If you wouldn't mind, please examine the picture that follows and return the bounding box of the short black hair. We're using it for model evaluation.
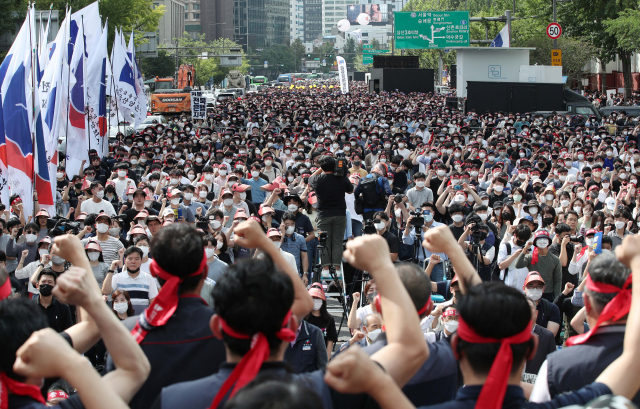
[224,375,323,409]
[24,222,39,233]
[124,246,143,260]
[203,234,217,248]
[456,282,534,376]
[421,201,437,213]
[554,223,571,235]
[396,263,432,318]
[318,155,335,172]
[373,211,389,221]
[449,204,466,215]
[37,268,58,283]
[151,223,205,293]
[413,172,426,180]
[0,299,49,379]
[212,254,294,357]
[515,224,532,241]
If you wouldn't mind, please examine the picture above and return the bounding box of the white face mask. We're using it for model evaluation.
[204,174,213,181]
[205,248,216,259]
[366,328,382,343]
[285,226,295,235]
[526,288,543,301]
[313,299,323,311]
[394,209,402,218]
[171,198,181,206]
[199,191,207,198]
[88,252,100,261]
[219,170,227,176]
[188,174,196,180]
[494,185,504,193]
[454,195,465,203]
[151,181,159,188]
[374,221,385,231]
[138,246,150,258]
[109,227,120,237]
[437,170,446,177]
[211,220,222,230]
[39,249,49,257]
[118,170,127,178]
[170,178,179,185]
[223,198,234,207]
[251,171,260,178]
[416,181,425,188]
[452,214,464,223]
[216,240,224,249]
[561,200,570,208]
[56,172,64,179]
[545,194,555,202]
[184,193,193,201]
[288,204,298,212]
[96,223,109,234]
[113,302,129,314]
[529,208,538,215]
[95,190,105,199]
[573,207,582,213]
[615,221,626,230]
[239,192,247,200]
[478,213,488,221]
[444,320,459,333]
[536,238,549,249]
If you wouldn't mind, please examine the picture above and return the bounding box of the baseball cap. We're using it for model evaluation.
[308,286,326,301]
[266,228,281,238]
[523,272,545,287]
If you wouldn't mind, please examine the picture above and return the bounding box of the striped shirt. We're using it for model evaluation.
[110,271,158,307]
[83,236,124,266]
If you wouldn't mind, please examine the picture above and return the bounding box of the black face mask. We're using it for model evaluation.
[128,267,141,274]
[75,183,82,189]
[476,231,488,241]
[543,217,554,226]
[39,283,53,297]
[515,239,527,247]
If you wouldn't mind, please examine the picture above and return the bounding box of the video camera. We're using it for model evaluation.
[196,217,210,230]
[318,230,329,244]
[394,194,406,204]
[409,210,424,228]
[48,217,82,237]
[334,153,347,177]
[363,219,377,235]
[465,214,488,242]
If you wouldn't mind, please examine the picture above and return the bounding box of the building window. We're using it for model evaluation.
[193,13,199,19]
[193,3,199,9]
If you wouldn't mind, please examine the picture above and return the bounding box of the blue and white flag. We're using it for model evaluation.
[0,7,36,215]
[112,29,143,127]
[86,21,108,157]
[127,30,147,126]
[490,25,510,47]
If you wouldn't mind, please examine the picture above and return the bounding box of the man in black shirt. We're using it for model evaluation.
[309,156,354,274]
[33,269,73,333]
[373,211,400,262]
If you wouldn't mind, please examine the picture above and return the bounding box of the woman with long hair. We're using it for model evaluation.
[111,290,135,320]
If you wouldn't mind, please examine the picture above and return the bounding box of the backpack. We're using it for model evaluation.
[496,242,511,282]
[360,175,383,208]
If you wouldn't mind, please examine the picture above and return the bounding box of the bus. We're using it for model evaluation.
[277,74,293,84]
[251,76,268,85]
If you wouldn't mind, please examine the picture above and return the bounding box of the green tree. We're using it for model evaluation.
[558,0,637,96]
[140,49,175,79]
[261,44,295,73]
[524,34,597,90]
[290,38,305,72]
[603,9,640,97]
[48,0,165,54]
[343,37,357,64]
[0,0,24,36]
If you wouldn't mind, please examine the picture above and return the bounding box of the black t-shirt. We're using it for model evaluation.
[381,229,400,255]
[122,206,159,233]
[305,313,339,345]
[309,173,354,218]
[449,224,466,241]
[488,192,506,208]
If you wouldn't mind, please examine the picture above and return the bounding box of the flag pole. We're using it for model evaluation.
[27,5,37,217]
[63,5,74,164]
[81,15,91,155]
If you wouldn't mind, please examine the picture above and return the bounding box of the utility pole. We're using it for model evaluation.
[552,0,557,49]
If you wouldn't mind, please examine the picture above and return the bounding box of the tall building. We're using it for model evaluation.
[200,0,234,43]
[303,0,322,43]
[184,0,201,39]
[322,0,358,37]
[290,0,304,43]
[236,0,289,49]
[156,0,186,46]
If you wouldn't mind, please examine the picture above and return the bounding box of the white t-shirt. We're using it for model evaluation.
[356,304,373,327]
[280,249,298,274]
[114,178,134,198]
[110,271,159,306]
[80,199,116,216]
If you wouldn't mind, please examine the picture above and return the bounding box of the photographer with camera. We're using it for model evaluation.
[372,212,400,262]
[401,202,448,281]
[458,217,495,282]
[309,156,354,275]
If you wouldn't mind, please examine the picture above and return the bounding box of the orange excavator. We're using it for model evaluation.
[150,64,196,115]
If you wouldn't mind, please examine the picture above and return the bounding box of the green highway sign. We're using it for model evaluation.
[394,11,470,49]
[362,49,389,65]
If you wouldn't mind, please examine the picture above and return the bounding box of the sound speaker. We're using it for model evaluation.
[445,97,458,110]
[450,64,457,89]
[372,55,419,69]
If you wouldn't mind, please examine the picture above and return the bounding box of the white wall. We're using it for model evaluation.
[456,48,530,97]
[519,65,563,83]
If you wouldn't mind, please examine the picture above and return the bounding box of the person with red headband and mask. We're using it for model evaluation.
[104,223,228,409]
[530,250,639,404]
[155,226,428,409]
[319,230,640,409]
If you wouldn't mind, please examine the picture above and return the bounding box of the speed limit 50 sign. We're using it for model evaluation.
[547,22,562,40]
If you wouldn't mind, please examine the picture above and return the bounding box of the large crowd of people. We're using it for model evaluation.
[1,82,640,409]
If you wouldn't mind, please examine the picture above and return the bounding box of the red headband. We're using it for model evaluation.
[442,309,459,318]
[131,252,207,343]
[457,317,533,409]
[0,373,45,409]
[46,390,69,401]
[376,293,432,317]
[209,311,296,409]
[567,273,632,346]
[0,279,11,301]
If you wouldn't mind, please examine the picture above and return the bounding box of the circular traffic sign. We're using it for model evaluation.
[547,22,562,40]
